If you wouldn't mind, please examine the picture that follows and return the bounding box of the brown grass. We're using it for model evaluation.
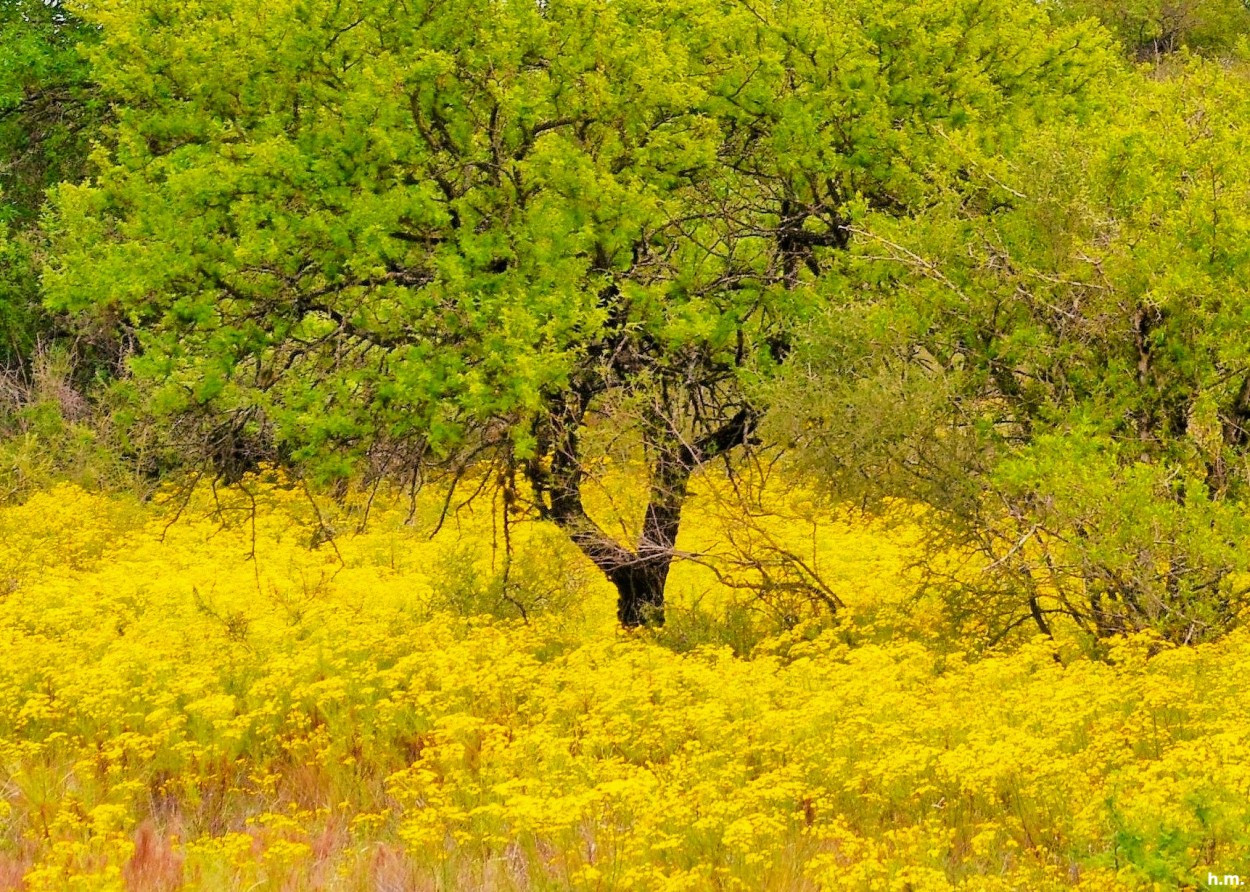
[0,853,28,891]
[368,843,427,892]
[122,821,184,892]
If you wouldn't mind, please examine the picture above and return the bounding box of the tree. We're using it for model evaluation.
[1050,0,1250,59]
[0,0,100,366]
[775,59,1250,644]
[45,0,1107,625]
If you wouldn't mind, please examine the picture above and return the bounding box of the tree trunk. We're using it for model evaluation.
[533,419,692,627]
[612,455,689,627]
[529,395,752,629]
[611,562,671,627]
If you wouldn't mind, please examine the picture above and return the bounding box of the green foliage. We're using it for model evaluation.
[0,1,102,368]
[0,0,98,222]
[0,346,135,501]
[777,59,1250,643]
[1050,0,1250,58]
[42,0,1109,621]
[0,221,38,361]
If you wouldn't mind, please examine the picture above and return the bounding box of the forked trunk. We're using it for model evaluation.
[531,397,752,629]
[537,434,691,627]
[611,457,689,627]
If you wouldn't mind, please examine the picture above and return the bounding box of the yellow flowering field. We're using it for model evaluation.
[0,478,1247,891]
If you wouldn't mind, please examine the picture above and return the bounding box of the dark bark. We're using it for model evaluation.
[1223,374,1250,450]
[528,393,753,627]
[1205,373,1250,493]
[612,453,690,627]
[539,433,690,628]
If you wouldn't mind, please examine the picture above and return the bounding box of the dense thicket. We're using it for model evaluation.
[42,0,1105,625]
[0,0,99,366]
[5,0,1250,640]
[773,62,1250,644]
[1054,0,1250,58]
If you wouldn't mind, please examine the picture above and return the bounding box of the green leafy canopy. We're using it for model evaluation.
[43,0,1109,622]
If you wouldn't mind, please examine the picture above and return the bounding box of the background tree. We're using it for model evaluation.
[45,0,1106,625]
[1050,0,1250,59]
[0,0,99,368]
[774,60,1250,644]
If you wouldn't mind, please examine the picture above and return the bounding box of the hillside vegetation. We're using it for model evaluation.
[6,0,1250,888]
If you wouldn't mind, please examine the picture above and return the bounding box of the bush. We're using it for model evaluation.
[774,60,1250,645]
[0,345,134,501]
[427,524,591,624]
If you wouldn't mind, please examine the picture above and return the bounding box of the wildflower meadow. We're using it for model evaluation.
[0,479,1246,890]
[7,0,1250,888]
